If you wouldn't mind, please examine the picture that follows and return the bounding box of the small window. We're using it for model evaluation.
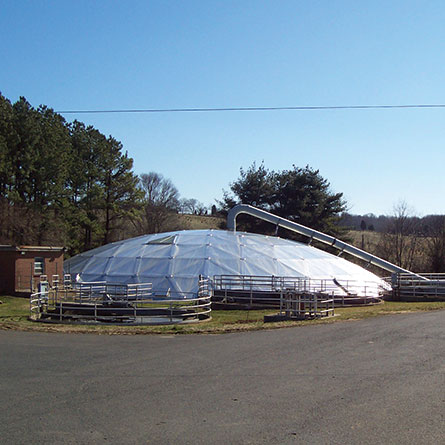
[34,257,45,275]
[146,235,177,245]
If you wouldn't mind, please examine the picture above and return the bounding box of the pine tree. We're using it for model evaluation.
[222,162,346,237]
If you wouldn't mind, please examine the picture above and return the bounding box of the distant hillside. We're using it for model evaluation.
[177,214,225,230]
[339,213,389,232]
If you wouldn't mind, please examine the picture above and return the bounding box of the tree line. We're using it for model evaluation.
[0,94,144,254]
[220,163,445,273]
[0,94,349,255]
[2,93,444,272]
[0,94,209,256]
[341,202,445,273]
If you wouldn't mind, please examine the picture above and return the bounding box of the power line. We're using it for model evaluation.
[56,104,445,114]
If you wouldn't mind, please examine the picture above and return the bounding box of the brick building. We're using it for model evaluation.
[0,246,64,295]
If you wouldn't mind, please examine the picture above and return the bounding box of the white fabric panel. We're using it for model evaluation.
[275,259,308,278]
[138,258,171,276]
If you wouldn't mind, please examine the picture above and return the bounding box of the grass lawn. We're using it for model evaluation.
[1,295,445,335]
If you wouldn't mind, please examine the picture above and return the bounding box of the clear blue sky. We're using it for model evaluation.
[2,0,445,216]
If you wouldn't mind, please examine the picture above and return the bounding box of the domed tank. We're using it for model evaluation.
[64,229,387,298]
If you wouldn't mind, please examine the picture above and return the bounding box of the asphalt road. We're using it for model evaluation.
[1,311,444,444]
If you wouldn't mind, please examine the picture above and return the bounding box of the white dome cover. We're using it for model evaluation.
[64,229,386,297]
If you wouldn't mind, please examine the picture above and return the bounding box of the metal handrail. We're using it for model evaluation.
[391,273,445,300]
[212,274,384,307]
[213,274,385,297]
[30,279,212,325]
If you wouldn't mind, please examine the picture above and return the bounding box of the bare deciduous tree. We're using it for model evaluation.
[140,173,180,210]
[376,201,422,270]
[137,172,181,234]
[180,198,207,215]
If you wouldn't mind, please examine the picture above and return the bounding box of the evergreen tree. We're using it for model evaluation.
[67,121,107,252]
[222,162,347,237]
[0,94,18,243]
[0,94,142,251]
[10,97,41,205]
[101,136,142,244]
[272,165,346,235]
[32,106,71,243]
[0,94,16,197]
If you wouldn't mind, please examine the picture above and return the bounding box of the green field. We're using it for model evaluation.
[1,295,445,335]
